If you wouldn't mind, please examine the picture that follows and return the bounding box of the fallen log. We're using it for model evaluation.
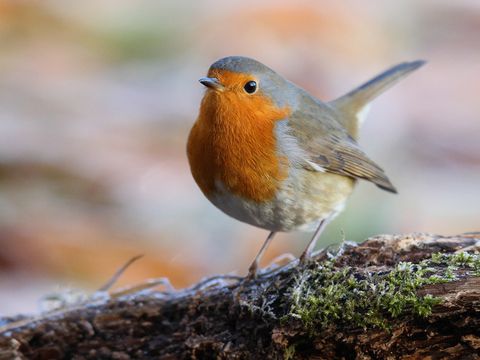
[1,233,479,359]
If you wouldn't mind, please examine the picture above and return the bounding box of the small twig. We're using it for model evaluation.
[187,274,243,292]
[97,254,144,293]
[110,278,175,298]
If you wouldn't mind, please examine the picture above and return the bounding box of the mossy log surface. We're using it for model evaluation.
[1,233,480,359]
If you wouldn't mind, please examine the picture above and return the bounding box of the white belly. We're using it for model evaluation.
[209,170,355,232]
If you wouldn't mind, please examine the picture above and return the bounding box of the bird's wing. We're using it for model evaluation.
[286,96,397,193]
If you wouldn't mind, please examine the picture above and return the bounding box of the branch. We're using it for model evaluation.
[1,233,480,359]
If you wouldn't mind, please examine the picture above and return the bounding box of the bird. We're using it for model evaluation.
[187,56,424,278]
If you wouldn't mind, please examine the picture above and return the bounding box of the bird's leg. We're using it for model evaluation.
[246,231,276,279]
[299,219,327,263]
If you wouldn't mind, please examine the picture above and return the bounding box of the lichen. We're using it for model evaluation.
[287,251,480,331]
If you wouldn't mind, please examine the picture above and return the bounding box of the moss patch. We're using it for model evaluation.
[287,252,480,331]
[431,251,480,276]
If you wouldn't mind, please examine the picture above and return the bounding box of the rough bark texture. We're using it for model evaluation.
[1,233,480,359]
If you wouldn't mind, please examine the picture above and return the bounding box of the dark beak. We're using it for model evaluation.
[199,77,224,91]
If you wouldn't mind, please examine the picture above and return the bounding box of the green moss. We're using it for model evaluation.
[287,252,480,331]
[431,251,480,276]
[284,344,296,360]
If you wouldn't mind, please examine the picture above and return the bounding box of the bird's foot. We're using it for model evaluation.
[245,262,259,280]
[245,253,298,280]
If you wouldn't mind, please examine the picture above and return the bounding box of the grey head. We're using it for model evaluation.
[201,56,303,109]
[209,56,276,75]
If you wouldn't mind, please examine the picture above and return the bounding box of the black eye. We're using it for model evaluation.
[243,80,257,94]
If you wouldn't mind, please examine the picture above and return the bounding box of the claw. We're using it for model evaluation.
[246,263,258,280]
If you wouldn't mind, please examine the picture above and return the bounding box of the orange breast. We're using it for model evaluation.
[187,81,290,203]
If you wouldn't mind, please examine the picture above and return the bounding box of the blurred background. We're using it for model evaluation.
[0,0,479,315]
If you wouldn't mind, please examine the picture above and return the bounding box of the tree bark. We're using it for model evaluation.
[1,233,480,360]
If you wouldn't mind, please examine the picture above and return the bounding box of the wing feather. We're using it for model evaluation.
[287,95,397,193]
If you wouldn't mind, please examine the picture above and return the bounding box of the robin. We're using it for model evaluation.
[187,56,424,278]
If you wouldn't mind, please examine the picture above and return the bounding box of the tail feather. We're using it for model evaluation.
[330,60,426,138]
